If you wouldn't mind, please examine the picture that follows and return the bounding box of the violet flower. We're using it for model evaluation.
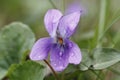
[30,9,82,71]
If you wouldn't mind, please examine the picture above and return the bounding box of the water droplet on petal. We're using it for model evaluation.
[54,63,57,66]
[59,52,63,56]
[59,66,63,70]
[38,56,41,58]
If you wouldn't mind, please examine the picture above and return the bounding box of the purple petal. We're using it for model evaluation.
[68,40,82,64]
[29,37,52,60]
[44,9,62,37]
[50,44,69,71]
[58,11,81,38]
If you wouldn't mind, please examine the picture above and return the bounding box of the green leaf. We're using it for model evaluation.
[44,75,55,80]
[79,49,92,71]
[64,64,79,74]
[92,48,120,70]
[0,68,7,80]
[8,61,46,80]
[79,48,120,71]
[0,22,35,79]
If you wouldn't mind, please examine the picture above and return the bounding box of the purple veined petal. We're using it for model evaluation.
[58,11,81,38]
[68,40,82,64]
[44,9,63,37]
[29,37,53,61]
[50,44,69,71]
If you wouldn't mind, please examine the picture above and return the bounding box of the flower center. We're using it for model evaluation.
[58,37,63,45]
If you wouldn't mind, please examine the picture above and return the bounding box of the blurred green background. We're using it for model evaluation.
[0,0,120,80]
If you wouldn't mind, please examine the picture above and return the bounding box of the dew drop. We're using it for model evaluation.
[59,66,63,70]
[59,52,63,56]
[38,56,41,58]
[54,63,57,66]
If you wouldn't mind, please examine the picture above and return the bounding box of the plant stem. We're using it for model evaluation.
[49,0,57,9]
[90,70,103,80]
[63,0,66,12]
[61,71,65,80]
[44,60,59,80]
[99,14,120,42]
[96,71,102,80]
[97,0,107,47]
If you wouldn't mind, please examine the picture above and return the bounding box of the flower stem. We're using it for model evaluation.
[44,60,59,80]
[97,0,107,47]
[90,70,103,80]
[49,0,57,9]
[63,0,66,12]
[61,71,65,80]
